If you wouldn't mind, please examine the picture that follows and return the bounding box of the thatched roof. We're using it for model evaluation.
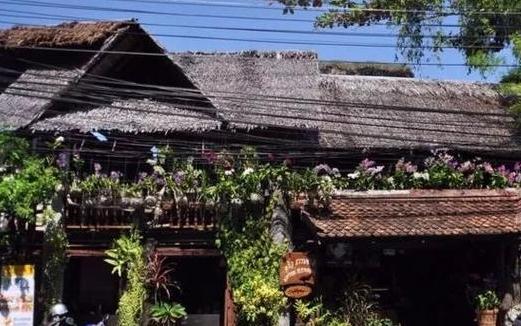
[0,21,145,129]
[32,98,221,133]
[172,51,518,153]
[171,51,323,130]
[0,69,78,129]
[0,21,132,49]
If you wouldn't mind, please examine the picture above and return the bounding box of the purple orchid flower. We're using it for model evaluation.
[174,171,185,185]
[313,164,332,176]
[56,152,69,169]
[110,171,122,181]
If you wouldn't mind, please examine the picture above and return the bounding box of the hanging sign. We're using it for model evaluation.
[279,252,314,299]
[0,264,35,326]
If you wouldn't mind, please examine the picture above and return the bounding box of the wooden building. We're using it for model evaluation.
[1,20,521,325]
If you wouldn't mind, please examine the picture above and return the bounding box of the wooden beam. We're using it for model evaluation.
[67,248,106,257]
[156,247,221,257]
[67,247,220,257]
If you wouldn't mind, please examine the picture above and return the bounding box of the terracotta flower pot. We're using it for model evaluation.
[478,309,498,326]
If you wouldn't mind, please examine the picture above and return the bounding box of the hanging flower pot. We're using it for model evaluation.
[69,184,82,204]
[161,197,175,211]
[306,190,318,206]
[178,196,189,209]
[121,196,144,211]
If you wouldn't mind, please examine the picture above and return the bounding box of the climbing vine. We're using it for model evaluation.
[218,207,288,324]
[41,207,68,311]
[105,230,147,326]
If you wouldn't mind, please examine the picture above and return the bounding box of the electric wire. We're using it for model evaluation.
[10,0,521,17]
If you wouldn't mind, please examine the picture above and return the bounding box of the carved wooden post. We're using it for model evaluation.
[270,191,293,326]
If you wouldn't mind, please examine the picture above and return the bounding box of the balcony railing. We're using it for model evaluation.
[65,201,217,230]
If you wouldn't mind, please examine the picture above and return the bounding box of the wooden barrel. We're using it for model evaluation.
[478,310,497,326]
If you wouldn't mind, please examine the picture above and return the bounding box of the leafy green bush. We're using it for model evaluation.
[295,297,350,326]
[475,291,500,311]
[150,302,187,326]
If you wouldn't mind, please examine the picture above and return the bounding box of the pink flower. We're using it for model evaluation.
[395,159,417,173]
[201,149,217,164]
[458,161,475,173]
[515,162,521,172]
[497,165,509,176]
[482,163,494,174]
[508,172,517,185]
[359,158,375,171]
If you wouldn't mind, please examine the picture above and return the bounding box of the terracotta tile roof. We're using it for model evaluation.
[303,189,521,239]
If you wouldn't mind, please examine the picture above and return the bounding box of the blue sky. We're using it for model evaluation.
[0,0,516,82]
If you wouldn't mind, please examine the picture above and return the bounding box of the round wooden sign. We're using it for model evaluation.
[279,252,314,299]
[283,285,313,299]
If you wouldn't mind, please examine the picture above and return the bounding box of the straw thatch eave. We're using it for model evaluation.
[0,21,134,49]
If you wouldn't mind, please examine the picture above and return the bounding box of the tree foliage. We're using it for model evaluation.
[277,0,521,74]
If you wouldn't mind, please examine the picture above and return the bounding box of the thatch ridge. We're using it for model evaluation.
[0,21,133,49]
[320,61,414,78]
[174,50,318,60]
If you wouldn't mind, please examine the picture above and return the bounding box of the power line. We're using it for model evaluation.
[1,73,518,149]
[0,16,513,52]
[0,0,315,23]
[3,7,518,29]
[2,41,519,64]
[0,65,512,119]
[9,0,521,17]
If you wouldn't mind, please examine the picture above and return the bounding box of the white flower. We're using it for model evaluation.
[413,172,430,180]
[242,167,254,176]
[55,136,64,143]
[321,175,332,182]
[224,169,235,176]
[387,177,395,184]
[347,171,360,179]
[368,165,384,176]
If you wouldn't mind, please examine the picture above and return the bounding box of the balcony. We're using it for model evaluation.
[64,199,218,230]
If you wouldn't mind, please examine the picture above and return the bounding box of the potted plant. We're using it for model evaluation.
[120,184,144,211]
[475,291,500,326]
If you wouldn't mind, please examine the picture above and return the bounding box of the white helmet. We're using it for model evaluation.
[50,303,68,317]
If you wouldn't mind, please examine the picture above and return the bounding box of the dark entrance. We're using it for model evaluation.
[392,247,488,326]
[63,257,119,325]
[63,255,226,325]
[321,237,508,326]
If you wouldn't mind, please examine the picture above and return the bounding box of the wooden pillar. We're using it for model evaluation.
[224,278,236,326]
[510,238,521,304]
[500,237,521,315]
